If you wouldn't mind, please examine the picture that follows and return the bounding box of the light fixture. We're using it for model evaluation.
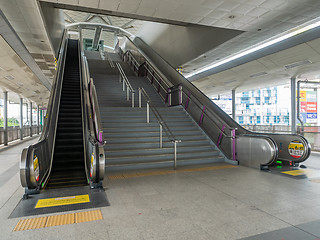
[249,72,268,78]
[184,18,320,79]
[284,60,312,70]
[4,75,14,80]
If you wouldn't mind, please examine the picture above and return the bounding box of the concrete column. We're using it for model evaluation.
[37,105,40,135]
[20,98,23,140]
[114,31,118,48]
[29,102,32,137]
[232,89,236,120]
[291,77,296,134]
[3,92,8,145]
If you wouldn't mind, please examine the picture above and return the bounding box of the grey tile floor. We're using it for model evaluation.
[0,140,320,239]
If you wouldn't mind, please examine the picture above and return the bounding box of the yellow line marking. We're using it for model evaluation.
[281,169,313,176]
[108,165,237,180]
[75,210,103,223]
[35,194,90,209]
[13,210,103,231]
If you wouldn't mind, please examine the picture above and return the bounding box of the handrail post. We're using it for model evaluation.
[174,141,177,170]
[119,74,122,83]
[147,102,150,123]
[122,77,125,91]
[160,124,162,148]
[139,88,142,108]
[126,87,129,101]
[132,92,135,108]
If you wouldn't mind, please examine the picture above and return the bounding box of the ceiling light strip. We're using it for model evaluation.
[185,19,320,79]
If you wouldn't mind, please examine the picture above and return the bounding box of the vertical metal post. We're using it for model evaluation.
[114,31,118,48]
[174,141,177,170]
[20,98,23,140]
[37,105,40,135]
[160,124,162,148]
[126,87,129,101]
[147,102,150,123]
[3,91,8,146]
[139,88,142,108]
[30,102,33,137]
[132,92,135,108]
[122,77,125,91]
[232,89,236,120]
[119,75,122,83]
[291,77,296,134]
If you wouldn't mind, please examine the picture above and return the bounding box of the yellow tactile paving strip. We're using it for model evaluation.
[13,210,103,232]
[281,169,314,176]
[76,209,103,223]
[108,165,237,180]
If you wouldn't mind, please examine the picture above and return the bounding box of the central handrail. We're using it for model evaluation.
[116,62,135,107]
[139,87,177,142]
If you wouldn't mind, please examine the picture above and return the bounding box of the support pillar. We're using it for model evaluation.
[232,89,236,120]
[3,92,8,145]
[20,98,23,140]
[37,105,40,135]
[29,102,32,137]
[291,77,296,134]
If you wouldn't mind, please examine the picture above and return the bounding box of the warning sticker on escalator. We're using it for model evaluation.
[33,155,39,182]
[90,152,94,178]
[288,140,304,159]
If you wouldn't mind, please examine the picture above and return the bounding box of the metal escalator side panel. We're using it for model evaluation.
[266,134,311,163]
[236,135,278,169]
[20,31,68,190]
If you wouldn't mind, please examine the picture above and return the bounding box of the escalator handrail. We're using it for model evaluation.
[79,38,105,182]
[20,31,68,189]
[123,49,233,137]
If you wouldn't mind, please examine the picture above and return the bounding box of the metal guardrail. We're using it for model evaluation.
[105,51,115,68]
[114,62,181,169]
[116,62,135,107]
[138,87,181,169]
[0,126,41,145]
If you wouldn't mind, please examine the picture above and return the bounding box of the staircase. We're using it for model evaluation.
[86,51,226,172]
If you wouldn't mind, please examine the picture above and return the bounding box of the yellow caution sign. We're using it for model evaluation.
[35,194,90,208]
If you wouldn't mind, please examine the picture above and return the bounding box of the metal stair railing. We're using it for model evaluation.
[138,87,181,169]
[116,62,135,107]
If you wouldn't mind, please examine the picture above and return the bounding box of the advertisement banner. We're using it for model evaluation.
[306,102,317,112]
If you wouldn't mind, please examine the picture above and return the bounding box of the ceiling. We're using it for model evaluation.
[1,0,320,107]
[39,0,320,94]
[0,35,49,104]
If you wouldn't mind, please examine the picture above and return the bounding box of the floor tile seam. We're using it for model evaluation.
[183,171,296,227]
[0,184,20,210]
[190,172,320,238]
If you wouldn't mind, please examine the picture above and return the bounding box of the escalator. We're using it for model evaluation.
[115,36,311,169]
[20,35,105,196]
[45,40,87,189]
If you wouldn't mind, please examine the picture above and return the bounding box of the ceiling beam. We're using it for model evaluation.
[64,12,75,23]
[121,19,135,29]
[92,26,102,49]
[0,10,51,90]
[106,16,113,25]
